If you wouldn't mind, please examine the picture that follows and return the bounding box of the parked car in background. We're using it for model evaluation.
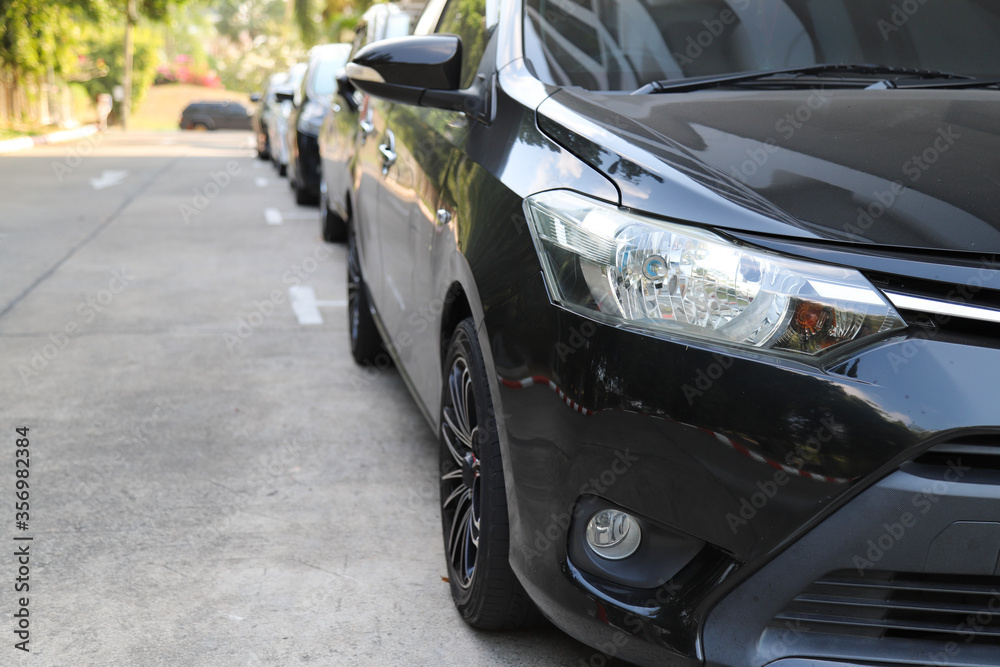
[318,2,417,241]
[344,1,1000,666]
[269,63,308,176]
[286,43,352,206]
[179,101,253,131]
[254,72,290,160]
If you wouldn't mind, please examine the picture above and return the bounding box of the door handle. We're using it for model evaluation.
[359,107,374,145]
[379,130,396,175]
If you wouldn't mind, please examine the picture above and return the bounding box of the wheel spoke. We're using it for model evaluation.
[449,500,473,567]
[468,508,479,548]
[449,364,468,432]
[442,484,469,510]
[443,407,473,451]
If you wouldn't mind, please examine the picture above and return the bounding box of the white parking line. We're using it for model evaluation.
[289,285,324,325]
[316,300,347,307]
[264,208,283,225]
[255,177,269,187]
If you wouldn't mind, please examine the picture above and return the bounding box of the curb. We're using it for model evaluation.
[0,125,100,155]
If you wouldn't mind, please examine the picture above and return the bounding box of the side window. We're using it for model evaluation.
[436,0,488,89]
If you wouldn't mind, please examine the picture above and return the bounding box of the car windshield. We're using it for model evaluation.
[523,0,1000,92]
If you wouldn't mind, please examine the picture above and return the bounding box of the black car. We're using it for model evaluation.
[344,1,1000,666]
[179,101,253,131]
[319,2,417,242]
[285,43,351,206]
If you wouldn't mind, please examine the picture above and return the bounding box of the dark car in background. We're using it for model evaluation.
[319,2,418,241]
[342,0,1000,665]
[179,101,253,131]
[285,43,351,206]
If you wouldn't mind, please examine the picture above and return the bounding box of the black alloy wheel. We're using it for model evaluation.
[346,224,385,366]
[439,318,541,630]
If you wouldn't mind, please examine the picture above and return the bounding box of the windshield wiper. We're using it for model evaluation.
[634,64,976,94]
[892,78,1000,90]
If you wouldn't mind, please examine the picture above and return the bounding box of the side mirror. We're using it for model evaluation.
[275,91,294,104]
[336,73,359,112]
[250,92,262,103]
[346,35,482,114]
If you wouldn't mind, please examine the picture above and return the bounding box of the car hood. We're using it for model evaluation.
[537,87,1000,253]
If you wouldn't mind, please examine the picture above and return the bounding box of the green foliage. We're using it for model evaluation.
[79,26,162,115]
[0,0,106,76]
[295,0,319,46]
[211,0,307,93]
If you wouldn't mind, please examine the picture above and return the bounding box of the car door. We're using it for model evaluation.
[216,104,234,129]
[363,0,494,414]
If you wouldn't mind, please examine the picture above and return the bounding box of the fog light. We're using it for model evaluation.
[585,509,641,560]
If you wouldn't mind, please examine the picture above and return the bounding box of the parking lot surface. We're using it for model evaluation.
[0,131,625,666]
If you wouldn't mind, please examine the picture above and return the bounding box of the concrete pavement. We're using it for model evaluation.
[0,131,625,666]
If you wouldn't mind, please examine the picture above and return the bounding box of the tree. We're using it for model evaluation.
[79,24,160,125]
[121,0,190,129]
[212,0,305,93]
[0,0,105,122]
[292,0,377,47]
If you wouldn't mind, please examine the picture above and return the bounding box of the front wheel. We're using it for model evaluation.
[439,318,541,630]
[347,224,386,366]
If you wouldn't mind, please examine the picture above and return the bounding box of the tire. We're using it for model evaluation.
[295,179,313,206]
[320,186,347,243]
[439,318,542,630]
[193,122,209,131]
[347,224,386,366]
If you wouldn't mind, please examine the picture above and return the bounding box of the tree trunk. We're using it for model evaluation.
[122,0,137,130]
[0,71,8,124]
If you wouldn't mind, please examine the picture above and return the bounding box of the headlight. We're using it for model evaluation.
[298,102,326,135]
[523,191,906,357]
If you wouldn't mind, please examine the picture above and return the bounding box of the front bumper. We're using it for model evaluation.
[483,273,1000,666]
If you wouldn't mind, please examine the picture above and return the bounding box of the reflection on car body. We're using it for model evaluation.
[318,2,419,241]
